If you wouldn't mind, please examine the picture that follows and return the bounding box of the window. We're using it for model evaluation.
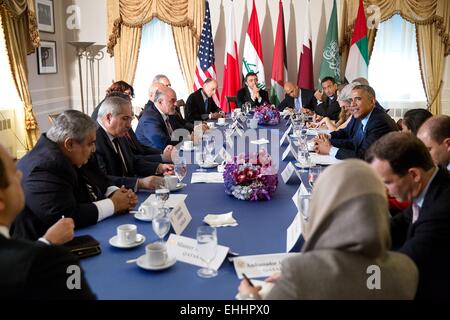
[133,18,188,110]
[369,14,427,119]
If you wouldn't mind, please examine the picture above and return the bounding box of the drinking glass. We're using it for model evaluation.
[155,187,170,208]
[152,207,171,243]
[308,166,322,188]
[174,159,187,184]
[298,194,311,223]
[297,150,311,171]
[196,226,218,278]
[205,136,215,161]
[195,149,207,172]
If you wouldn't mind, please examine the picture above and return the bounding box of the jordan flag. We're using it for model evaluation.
[270,0,288,105]
[297,0,314,90]
[345,0,369,82]
[220,0,240,111]
[242,0,265,89]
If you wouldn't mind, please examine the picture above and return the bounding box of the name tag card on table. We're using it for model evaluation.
[282,144,298,161]
[292,183,310,211]
[191,172,224,183]
[166,234,229,271]
[144,194,187,208]
[280,124,293,146]
[170,201,192,235]
[281,162,301,184]
[286,213,302,252]
[233,253,297,279]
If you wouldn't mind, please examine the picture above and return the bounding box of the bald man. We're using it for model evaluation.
[417,115,450,171]
[185,78,224,123]
[277,82,317,114]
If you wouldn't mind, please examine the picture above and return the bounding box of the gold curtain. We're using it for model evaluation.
[107,0,204,91]
[340,0,450,114]
[0,0,40,150]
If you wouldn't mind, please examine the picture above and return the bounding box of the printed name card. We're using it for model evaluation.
[166,234,229,271]
[281,162,301,184]
[233,253,297,279]
[291,183,310,211]
[286,213,302,252]
[282,144,298,161]
[280,124,293,146]
[169,201,192,235]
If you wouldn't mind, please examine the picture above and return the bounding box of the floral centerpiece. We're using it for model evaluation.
[254,102,281,125]
[223,150,278,201]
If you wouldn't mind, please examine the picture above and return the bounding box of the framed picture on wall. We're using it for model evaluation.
[36,0,54,33]
[37,40,57,74]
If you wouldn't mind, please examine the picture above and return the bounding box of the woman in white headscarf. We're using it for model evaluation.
[238,159,418,299]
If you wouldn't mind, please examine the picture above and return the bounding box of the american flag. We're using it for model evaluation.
[193,0,220,106]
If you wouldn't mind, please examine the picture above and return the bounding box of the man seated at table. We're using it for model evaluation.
[314,85,397,159]
[96,96,170,190]
[277,81,316,115]
[11,110,138,241]
[185,78,224,123]
[313,76,342,121]
[0,144,96,299]
[367,132,450,299]
[236,72,269,109]
[417,115,450,171]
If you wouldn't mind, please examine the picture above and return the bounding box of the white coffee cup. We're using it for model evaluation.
[247,118,258,129]
[183,140,193,150]
[146,242,168,266]
[164,175,178,190]
[117,224,137,245]
[138,204,155,219]
[207,122,215,129]
[217,118,226,125]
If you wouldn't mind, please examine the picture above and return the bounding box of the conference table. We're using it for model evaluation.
[77,118,309,300]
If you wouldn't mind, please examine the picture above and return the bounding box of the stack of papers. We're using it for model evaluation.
[191,172,224,183]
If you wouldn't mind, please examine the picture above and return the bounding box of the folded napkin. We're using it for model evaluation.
[250,138,269,145]
[203,212,238,227]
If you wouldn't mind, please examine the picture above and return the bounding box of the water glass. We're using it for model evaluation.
[155,187,170,208]
[308,166,322,188]
[297,150,311,171]
[152,207,171,243]
[298,194,311,223]
[195,149,206,172]
[196,226,218,278]
[174,159,187,183]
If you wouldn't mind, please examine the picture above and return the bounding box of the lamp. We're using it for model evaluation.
[86,44,106,108]
[67,41,95,114]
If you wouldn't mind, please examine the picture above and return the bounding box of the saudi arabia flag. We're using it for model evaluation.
[242,0,265,89]
[345,0,369,83]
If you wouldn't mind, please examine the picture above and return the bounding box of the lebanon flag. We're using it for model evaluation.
[242,0,265,89]
[270,0,288,105]
[220,0,240,111]
[345,0,369,82]
[297,0,314,90]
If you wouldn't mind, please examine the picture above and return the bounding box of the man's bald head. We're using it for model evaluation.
[417,115,450,167]
[284,82,299,98]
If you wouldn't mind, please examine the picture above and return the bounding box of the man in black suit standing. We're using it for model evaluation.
[367,132,450,299]
[95,96,169,190]
[185,78,224,123]
[236,72,269,109]
[315,85,397,159]
[0,144,96,299]
[12,110,137,241]
[314,76,341,121]
[277,81,317,114]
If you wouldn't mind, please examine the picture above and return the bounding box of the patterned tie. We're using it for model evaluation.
[112,138,129,175]
[412,203,420,224]
[294,97,301,112]
[164,117,173,137]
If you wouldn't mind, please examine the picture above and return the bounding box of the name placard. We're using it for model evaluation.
[170,201,192,235]
[233,253,297,279]
[281,162,301,184]
[279,124,292,146]
[282,144,298,161]
[166,234,229,271]
[286,213,302,252]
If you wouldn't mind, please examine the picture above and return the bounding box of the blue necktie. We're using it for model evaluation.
[354,123,364,146]
[204,99,209,113]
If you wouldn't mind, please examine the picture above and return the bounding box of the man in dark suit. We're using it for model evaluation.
[136,86,189,150]
[315,85,397,159]
[12,110,137,241]
[95,96,169,190]
[313,76,341,121]
[417,115,450,171]
[277,81,317,113]
[367,132,450,299]
[236,72,269,109]
[0,144,96,299]
[185,78,224,123]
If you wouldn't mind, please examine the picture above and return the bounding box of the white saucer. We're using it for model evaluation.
[216,122,227,126]
[199,162,219,169]
[133,212,153,222]
[136,255,177,271]
[170,182,186,191]
[180,146,197,152]
[109,234,146,248]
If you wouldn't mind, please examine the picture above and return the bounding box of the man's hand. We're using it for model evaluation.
[315,139,332,155]
[314,89,323,102]
[162,145,174,162]
[157,163,174,175]
[137,176,164,190]
[238,278,262,299]
[210,112,224,120]
[43,217,75,245]
[251,87,260,100]
[301,107,314,116]
[110,186,138,213]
